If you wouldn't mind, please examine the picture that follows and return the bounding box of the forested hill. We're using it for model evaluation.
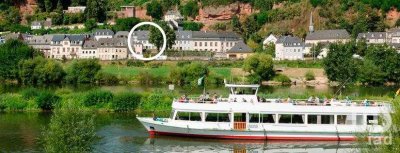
[1,0,400,40]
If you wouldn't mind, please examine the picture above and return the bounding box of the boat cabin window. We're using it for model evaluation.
[366,115,380,125]
[231,87,257,95]
[278,114,305,124]
[249,113,259,123]
[205,113,230,122]
[337,115,353,125]
[356,115,364,125]
[175,111,202,121]
[261,114,275,123]
[308,115,334,124]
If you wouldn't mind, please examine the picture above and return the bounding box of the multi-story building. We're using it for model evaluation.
[27,35,53,58]
[50,35,86,59]
[357,32,387,44]
[172,31,192,51]
[94,29,114,41]
[275,36,304,60]
[81,40,98,59]
[97,38,128,60]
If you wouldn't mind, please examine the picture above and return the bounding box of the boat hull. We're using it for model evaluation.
[137,117,381,141]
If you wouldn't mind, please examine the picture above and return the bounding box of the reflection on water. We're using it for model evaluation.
[0,112,360,153]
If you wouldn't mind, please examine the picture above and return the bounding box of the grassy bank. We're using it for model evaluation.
[0,88,177,113]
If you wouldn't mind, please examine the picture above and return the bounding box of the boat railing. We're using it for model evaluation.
[260,99,389,107]
[174,97,229,104]
[174,97,389,107]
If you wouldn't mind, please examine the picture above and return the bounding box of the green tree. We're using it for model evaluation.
[85,0,107,22]
[364,44,400,83]
[146,0,163,20]
[0,39,38,81]
[18,57,65,85]
[231,15,242,34]
[42,109,97,152]
[149,21,176,50]
[243,15,260,40]
[323,43,358,83]
[243,53,275,83]
[182,21,203,31]
[161,0,180,12]
[253,0,273,11]
[44,0,52,12]
[113,17,141,31]
[180,0,199,18]
[169,62,209,86]
[84,18,97,31]
[357,59,387,85]
[66,59,101,83]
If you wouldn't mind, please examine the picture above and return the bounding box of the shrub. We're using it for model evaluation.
[20,87,40,100]
[176,61,192,67]
[145,61,163,68]
[0,94,27,111]
[126,60,145,67]
[305,71,315,81]
[136,70,165,85]
[273,74,291,84]
[95,72,119,85]
[112,93,141,111]
[66,59,101,83]
[42,109,97,152]
[140,92,173,111]
[83,90,113,107]
[36,91,61,110]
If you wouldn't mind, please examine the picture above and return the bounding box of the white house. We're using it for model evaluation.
[93,29,114,41]
[262,34,278,48]
[275,36,304,60]
[31,21,42,30]
[357,32,387,44]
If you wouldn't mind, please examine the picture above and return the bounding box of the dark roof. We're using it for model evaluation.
[51,35,66,42]
[97,38,127,48]
[306,29,350,40]
[68,35,85,42]
[133,31,149,40]
[192,31,240,41]
[227,41,252,53]
[94,29,115,36]
[115,31,129,38]
[83,40,97,49]
[27,35,53,45]
[357,32,386,40]
[276,36,303,47]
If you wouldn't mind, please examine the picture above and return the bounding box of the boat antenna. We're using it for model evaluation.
[334,78,351,98]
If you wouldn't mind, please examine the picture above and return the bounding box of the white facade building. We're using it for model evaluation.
[94,29,114,41]
[263,34,278,48]
[275,36,304,60]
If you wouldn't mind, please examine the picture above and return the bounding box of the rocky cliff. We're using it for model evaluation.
[195,2,255,30]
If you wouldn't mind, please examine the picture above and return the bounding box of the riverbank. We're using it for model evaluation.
[0,85,396,113]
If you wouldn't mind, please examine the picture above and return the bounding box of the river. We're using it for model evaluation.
[0,112,359,153]
[1,85,397,152]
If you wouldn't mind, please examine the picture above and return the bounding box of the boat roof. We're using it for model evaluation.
[225,84,260,88]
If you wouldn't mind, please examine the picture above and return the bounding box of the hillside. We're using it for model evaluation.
[1,0,400,40]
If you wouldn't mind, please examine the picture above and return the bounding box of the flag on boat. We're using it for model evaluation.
[396,88,400,96]
[198,76,205,86]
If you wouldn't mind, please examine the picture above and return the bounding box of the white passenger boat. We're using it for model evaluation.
[137,84,392,141]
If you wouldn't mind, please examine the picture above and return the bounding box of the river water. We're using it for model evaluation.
[0,112,359,153]
[1,85,397,152]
